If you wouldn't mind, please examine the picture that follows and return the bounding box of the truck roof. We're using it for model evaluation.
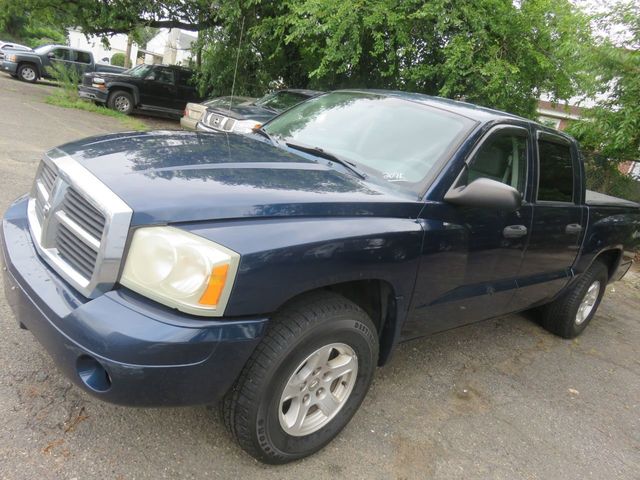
[341,89,573,140]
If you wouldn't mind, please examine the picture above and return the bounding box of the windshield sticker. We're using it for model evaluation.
[383,172,405,181]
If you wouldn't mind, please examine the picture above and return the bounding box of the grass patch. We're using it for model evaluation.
[45,92,148,131]
[42,63,147,131]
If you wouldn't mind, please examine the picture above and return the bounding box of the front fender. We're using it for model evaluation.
[16,55,43,74]
[180,217,424,317]
[106,82,140,105]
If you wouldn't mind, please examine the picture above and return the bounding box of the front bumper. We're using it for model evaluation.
[78,86,108,103]
[2,60,18,75]
[1,197,268,407]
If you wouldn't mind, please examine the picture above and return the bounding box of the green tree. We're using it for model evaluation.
[110,52,126,66]
[0,0,66,46]
[195,0,593,117]
[568,1,639,165]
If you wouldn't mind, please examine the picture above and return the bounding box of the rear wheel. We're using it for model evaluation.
[222,291,378,464]
[17,64,38,83]
[540,260,608,338]
[107,90,134,115]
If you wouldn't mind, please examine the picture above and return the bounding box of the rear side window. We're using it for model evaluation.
[537,140,574,202]
[178,70,193,87]
[75,51,91,64]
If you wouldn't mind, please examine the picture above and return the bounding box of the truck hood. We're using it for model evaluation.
[51,131,421,225]
[83,71,130,82]
[207,105,277,123]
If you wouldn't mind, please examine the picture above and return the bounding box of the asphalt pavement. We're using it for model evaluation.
[0,73,638,479]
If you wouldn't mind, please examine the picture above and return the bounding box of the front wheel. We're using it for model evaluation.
[107,90,134,115]
[222,291,378,464]
[17,64,38,83]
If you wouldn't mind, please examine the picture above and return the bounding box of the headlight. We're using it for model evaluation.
[120,227,240,316]
[7,54,16,62]
[233,119,263,133]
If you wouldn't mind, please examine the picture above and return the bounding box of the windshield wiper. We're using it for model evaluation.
[252,127,278,146]
[285,141,367,180]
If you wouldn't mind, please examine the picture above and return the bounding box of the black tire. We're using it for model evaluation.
[540,260,608,339]
[107,90,134,115]
[17,63,38,83]
[222,291,379,464]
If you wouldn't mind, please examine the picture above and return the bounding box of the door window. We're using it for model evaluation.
[74,51,91,64]
[50,49,70,60]
[177,70,193,87]
[149,67,175,84]
[537,140,574,202]
[459,131,528,194]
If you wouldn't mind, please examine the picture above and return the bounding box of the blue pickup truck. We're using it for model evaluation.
[2,91,639,463]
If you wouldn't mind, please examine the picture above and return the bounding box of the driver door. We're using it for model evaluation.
[403,125,534,339]
[140,66,179,109]
[46,47,73,76]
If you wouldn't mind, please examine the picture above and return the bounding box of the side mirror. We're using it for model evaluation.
[444,177,522,211]
[146,74,156,81]
[47,52,55,59]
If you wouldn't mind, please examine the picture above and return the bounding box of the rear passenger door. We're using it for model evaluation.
[512,131,586,308]
[176,70,199,108]
[72,50,92,77]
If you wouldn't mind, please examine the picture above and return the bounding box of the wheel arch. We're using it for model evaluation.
[591,247,624,282]
[17,61,40,78]
[275,279,401,366]
[107,83,140,105]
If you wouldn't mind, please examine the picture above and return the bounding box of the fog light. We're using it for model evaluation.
[77,355,112,392]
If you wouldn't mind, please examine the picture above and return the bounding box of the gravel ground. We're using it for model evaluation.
[0,74,639,480]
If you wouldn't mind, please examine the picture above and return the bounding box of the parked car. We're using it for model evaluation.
[197,89,322,134]
[181,95,256,130]
[1,44,125,83]
[2,90,639,464]
[0,41,31,62]
[79,63,202,117]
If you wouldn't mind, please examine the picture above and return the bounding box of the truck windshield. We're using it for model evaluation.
[254,91,309,113]
[34,46,51,55]
[125,64,153,77]
[263,92,473,192]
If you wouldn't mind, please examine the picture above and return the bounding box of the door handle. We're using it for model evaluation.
[503,225,528,238]
[565,223,583,235]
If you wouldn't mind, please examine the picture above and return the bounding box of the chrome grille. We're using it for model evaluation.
[27,153,133,298]
[204,112,235,131]
[62,187,106,240]
[40,162,57,191]
[33,161,58,224]
[55,223,98,280]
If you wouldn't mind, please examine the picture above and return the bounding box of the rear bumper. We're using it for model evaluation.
[1,197,268,406]
[180,117,199,130]
[2,60,18,75]
[78,86,108,103]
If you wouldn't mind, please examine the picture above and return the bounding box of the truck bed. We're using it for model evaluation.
[585,190,640,208]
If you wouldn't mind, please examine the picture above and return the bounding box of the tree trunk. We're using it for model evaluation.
[124,35,133,68]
